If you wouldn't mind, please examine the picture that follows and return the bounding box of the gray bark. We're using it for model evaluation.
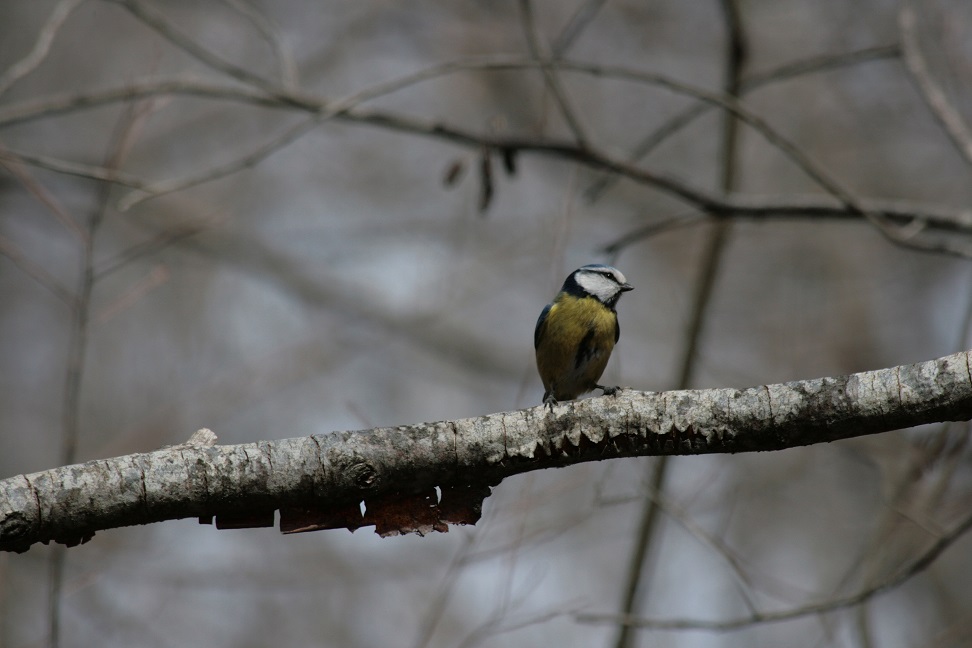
[1,350,970,552]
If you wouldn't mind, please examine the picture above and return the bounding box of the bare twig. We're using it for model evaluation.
[0,0,85,98]
[635,485,760,612]
[0,236,77,308]
[0,147,152,191]
[899,2,972,168]
[2,77,971,247]
[0,77,279,128]
[107,0,279,93]
[552,0,607,56]
[584,44,901,202]
[116,55,596,208]
[0,144,87,243]
[347,59,972,256]
[221,0,299,90]
[518,0,592,147]
[744,44,900,87]
[928,610,972,648]
[93,213,222,279]
[412,534,481,648]
[2,57,971,253]
[96,264,170,323]
[609,193,972,253]
[116,61,562,208]
[549,63,927,252]
[577,507,972,631]
[0,142,93,309]
[458,604,581,648]
[0,58,915,191]
[116,114,321,210]
[601,211,707,253]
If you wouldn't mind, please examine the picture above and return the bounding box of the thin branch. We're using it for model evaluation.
[96,264,170,323]
[220,55,972,257]
[552,0,607,57]
[744,44,900,88]
[162,227,521,383]
[0,144,88,243]
[0,78,278,128]
[602,211,707,253]
[548,61,931,254]
[2,59,971,252]
[412,534,481,648]
[93,214,222,279]
[0,147,152,191]
[0,143,90,308]
[0,236,77,308]
[459,604,581,648]
[584,44,902,202]
[0,58,915,190]
[634,485,760,613]
[340,106,970,236]
[899,2,972,168]
[518,0,592,147]
[0,0,86,98]
[345,101,972,257]
[576,507,972,632]
[106,0,279,93]
[221,0,299,90]
[3,77,972,244]
[602,193,972,253]
[115,63,547,209]
[116,55,599,208]
[116,114,321,210]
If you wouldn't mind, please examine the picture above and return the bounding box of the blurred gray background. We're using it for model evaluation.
[2,1,972,646]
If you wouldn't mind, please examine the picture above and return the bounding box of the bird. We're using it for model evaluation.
[534,264,633,409]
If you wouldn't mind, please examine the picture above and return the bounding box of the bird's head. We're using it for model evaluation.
[563,264,633,308]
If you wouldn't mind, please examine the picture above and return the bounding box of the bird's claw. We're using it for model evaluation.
[543,394,558,412]
[598,384,623,397]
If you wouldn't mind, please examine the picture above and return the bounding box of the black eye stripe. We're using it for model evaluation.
[577,266,623,286]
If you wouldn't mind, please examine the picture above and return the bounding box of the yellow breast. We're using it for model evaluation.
[535,294,618,400]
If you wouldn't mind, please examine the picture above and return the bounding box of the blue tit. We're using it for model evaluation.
[534,264,633,408]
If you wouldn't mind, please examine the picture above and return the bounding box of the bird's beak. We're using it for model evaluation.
[620,283,634,292]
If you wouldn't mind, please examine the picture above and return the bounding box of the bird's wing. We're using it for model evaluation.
[534,303,552,350]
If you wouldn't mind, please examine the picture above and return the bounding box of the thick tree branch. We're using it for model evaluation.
[1,350,970,553]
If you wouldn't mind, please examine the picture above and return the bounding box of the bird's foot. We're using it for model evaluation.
[597,384,623,397]
[543,393,559,412]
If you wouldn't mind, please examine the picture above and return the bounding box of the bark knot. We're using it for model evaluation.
[0,511,28,540]
[349,462,379,490]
